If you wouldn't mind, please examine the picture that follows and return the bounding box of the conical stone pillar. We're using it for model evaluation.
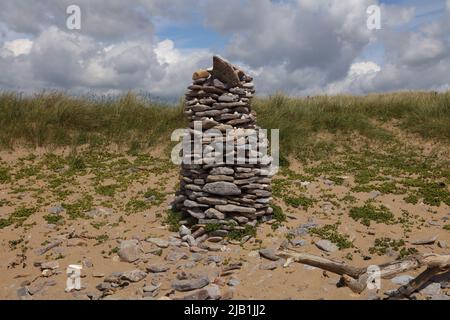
[172,56,274,241]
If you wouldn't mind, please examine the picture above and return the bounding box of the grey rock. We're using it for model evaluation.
[146,238,169,248]
[17,287,32,300]
[204,284,221,300]
[213,79,226,90]
[391,275,414,286]
[143,285,160,293]
[210,167,234,175]
[187,209,206,219]
[49,205,64,215]
[171,275,210,292]
[96,282,112,291]
[179,225,191,237]
[411,235,438,245]
[183,200,208,208]
[218,94,239,103]
[227,277,240,287]
[259,248,280,261]
[315,240,338,253]
[234,216,249,224]
[206,175,234,183]
[165,250,189,262]
[183,262,197,269]
[290,239,306,247]
[259,262,278,270]
[169,237,182,247]
[369,191,382,199]
[288,227,309,237]
[203,182,241,196]
[420,282,442,296]
[40,261,59,270]
[207,255,222,263]
[182,235,197,246]
[191,253,204,262]
[197,197,228,205]
[205,208,225,220]
[146,265,170,273]
[118,240,141,263]
[215,204,256,214]
[121,270,147,282]
[207,236,224,243]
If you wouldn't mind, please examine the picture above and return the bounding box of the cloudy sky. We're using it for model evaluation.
[0,0,449,98]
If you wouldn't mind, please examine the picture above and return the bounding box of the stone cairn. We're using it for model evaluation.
[172,56,273,242]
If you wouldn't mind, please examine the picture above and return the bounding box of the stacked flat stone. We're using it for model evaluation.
[172,56,273,239]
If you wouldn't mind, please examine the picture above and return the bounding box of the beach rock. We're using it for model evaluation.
[420,282,442,296]
[118,240,141,263]
[205,208,226,219]
[171,275,210,292]
[391,275,414,286]
[315,240,338,253]
[210,167,234,175]
[212,56,240,88]
[165,250,189,262]
[260,262,278,270]
[215,204,256,214]
[179,225,191,237]
[146,238,169,248]
[192,70,210,80]
[259,248,280,261]
[203,182,241,196]
[411,235,438,245]
[146,264,170,273]
[49,205,64,215]
[121,270,147,283]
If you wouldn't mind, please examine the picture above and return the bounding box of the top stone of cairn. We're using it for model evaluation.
[192,55,244,88]
[212,55,241,88]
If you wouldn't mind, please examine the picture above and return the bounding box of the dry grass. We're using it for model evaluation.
[0,90,449,160]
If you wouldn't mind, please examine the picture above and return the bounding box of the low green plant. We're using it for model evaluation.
[228,225,256,241]
[164,210,183,232]
[349,203,394,226]
[309,223,353,249]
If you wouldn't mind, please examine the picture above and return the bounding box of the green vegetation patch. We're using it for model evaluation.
[43,214,64,225]
[228,225,257,241]
[349,203,395,226]
[0,207,37,229]
[164,210,183,232]
[0,166,10,183]
[96,184,119,197]
[309,223,353,249]
[63,195,93,219]
[369,237,418,260]
[125,199,150,213]
[143,188,166,205]
[285,195,315,210]
[270,204,286,230]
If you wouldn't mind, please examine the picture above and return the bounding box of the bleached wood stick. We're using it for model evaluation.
[277,250,450,296]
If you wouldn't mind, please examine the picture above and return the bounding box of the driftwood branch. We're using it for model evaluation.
[277,250,450,298]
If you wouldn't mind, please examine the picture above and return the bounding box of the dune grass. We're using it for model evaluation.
[0,91,186,149]
[0,91,449,160]
[254,91,450,160]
